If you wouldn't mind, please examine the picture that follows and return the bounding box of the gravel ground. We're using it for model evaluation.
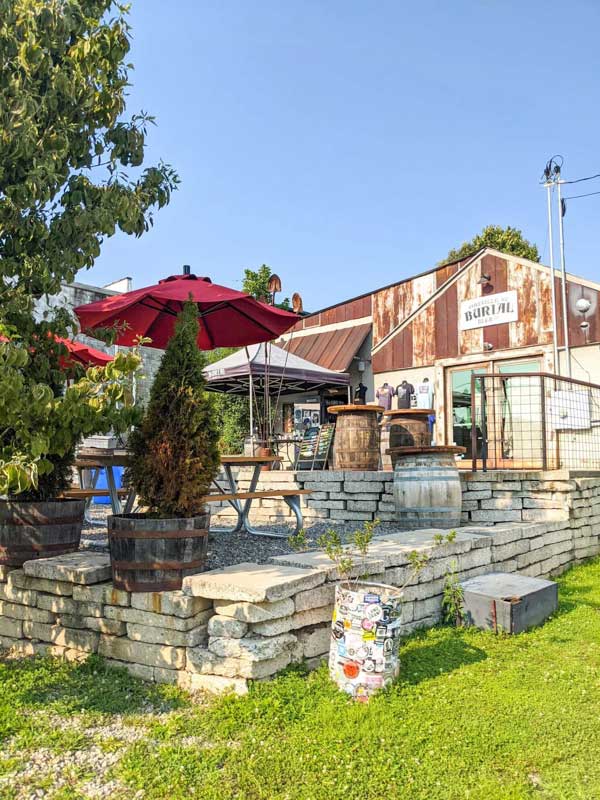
[80,506,409,569]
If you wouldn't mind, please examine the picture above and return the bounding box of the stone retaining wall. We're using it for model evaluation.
[212,468,592,527]
[1,471,598,695]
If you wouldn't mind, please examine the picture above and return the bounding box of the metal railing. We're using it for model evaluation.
[470,372,600,471]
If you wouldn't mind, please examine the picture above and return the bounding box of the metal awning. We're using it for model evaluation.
[204,343,350,396]
[278,323,370,372]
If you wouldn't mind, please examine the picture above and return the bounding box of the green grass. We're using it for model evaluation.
[2,559,600,799]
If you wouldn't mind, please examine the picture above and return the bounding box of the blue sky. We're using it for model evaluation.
[89,0,600,310]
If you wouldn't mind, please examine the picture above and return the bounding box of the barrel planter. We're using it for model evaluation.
[388,446,465,530]
[329,404,384,471]
[0,499,85,566]
[329,582,403,702]
[380,409,435,471]
[108,511,210,592]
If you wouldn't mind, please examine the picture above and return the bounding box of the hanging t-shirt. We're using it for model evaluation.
[415,382,434,409]
[354,383,368,403]
[396,382,414,409]
[376,384,395,410]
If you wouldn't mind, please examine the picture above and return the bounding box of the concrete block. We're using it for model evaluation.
[22,620,100,651]
[73,583,130,606]
[207,616,248,639]
[295,624,331,658]
[131,590,211,617]
[308,500,345,510]
[470,510,522,523]
[329,510,373,521]
[0,617,23,639]
[346,500,378,512]
[0,566,14,583]
[0,583,37,606]
[0,601,55,623]
[37,594,103,617]
[521,509,569,522]
[23,553,111,585]
[343,481,384,493]
[8,571,73,596]
[183,562,325,602]
[58,615,126,636]
[212,597,294,623]
[189,673,248,695]
[294,582,336,613]
[208,633,296,661]
[104,605,212,631]
[480,498,523,510]
[126,622,207,648]
[493,540,530,561]
[296,470,345,482]
[462,490,493,500]
[187,647,291,679]
[104,659,155,682]
[99,635,185,669]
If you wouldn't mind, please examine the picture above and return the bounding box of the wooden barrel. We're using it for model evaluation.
[329,405,384,471]
[108,511,210,592]
[0,500,85,566]
[388,410,433,451]
[389,447,465,530]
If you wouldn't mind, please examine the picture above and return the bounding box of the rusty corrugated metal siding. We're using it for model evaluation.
[280,323,371,372]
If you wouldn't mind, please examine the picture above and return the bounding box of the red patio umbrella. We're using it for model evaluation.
[0,334,113,368]
[74,271,299,350]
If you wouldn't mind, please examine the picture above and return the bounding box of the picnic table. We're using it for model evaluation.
[208,455,310,538]
[68,450,310,539]
[72,447,135,522]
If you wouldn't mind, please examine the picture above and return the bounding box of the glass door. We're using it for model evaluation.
[448,365,489,460]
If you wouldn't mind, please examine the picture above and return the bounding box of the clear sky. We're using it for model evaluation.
[88,0,600,311]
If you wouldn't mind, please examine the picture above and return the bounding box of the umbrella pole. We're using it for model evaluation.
[245,346,254,453]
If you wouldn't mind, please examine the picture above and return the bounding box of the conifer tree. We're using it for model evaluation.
[125,302,220,517]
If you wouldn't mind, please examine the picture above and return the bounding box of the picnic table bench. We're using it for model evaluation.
[67,453,311,539]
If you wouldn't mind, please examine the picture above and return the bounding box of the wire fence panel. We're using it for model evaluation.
[471,373,600,471]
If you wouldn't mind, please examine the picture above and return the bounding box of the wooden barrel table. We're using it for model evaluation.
[108,511,211,592]
[387,446,465,530]
[0,500,85,566]
[329,404,385,471]
[380,409,434,471]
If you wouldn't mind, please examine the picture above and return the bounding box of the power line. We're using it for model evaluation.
[563,189,600,200]
[561,173,600,186]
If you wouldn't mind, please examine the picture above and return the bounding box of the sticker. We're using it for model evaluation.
[337,643,347,657]
[361,618,375,632]
[332,621,345,640]
[362,630,376,641]
[383,638,393,654]
[362,658,375,673]
[365,604,383,622]
[363,592,381,604]
[342,661,361,680]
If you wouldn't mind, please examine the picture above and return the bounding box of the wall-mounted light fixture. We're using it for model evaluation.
[477,273,491,286]
[576,297,591,314]
[483,341,494,351]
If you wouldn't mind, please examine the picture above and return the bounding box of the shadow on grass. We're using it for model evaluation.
[0,653,187,718]
[396,628,487,686]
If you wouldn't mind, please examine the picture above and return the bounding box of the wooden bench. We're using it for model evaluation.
[61,488,130,500]
[204,488,312,538]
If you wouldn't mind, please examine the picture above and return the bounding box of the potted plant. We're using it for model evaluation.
[292,523,456,701]
[109,301,221,592]
[0,328,140,565]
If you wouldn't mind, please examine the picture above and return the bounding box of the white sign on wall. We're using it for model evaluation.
[459,290,518,331]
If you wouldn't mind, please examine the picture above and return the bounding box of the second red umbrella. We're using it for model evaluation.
[74,270,299,350]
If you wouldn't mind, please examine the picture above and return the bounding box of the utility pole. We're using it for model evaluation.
[556,178,572,377]
[544,181,559,372]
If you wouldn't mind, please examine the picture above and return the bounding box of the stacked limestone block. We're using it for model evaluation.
[182,562,333,694]
[211,469,396,526]
[211,468,591,528]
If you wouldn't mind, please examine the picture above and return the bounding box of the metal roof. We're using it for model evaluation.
[278,323,371,372]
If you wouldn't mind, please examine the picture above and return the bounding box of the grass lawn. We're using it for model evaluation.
[1,558,600,800]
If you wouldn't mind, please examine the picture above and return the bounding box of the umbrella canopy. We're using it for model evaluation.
[0,334,113,368]
[204,343,350,396]
[74,273,299,350]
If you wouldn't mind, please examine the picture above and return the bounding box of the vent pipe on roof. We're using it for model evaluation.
[183,264,191,275]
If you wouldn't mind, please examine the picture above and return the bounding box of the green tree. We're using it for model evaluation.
[442,225,540,264]
[204,347,250,454]
[242,264,291,309]
[0,1,177,497]
[125,302,220,517]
